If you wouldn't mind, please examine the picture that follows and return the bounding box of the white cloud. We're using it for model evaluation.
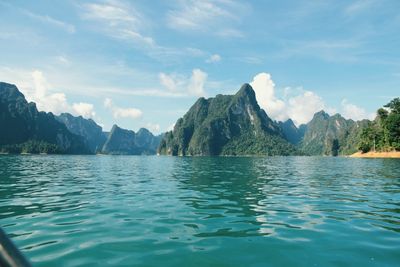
[159,73,181,92]
[80,2,221,63]
[185,47,207,57]
[72,103,96,119]
[159,69,208,97]
[167,123,175,132]
[216,28,244,38]
[239,56,263,65]
[286,91,327,125]
[29,71,96,118]
[277,39,361,63]
[113,108,142,119]
[24,10,75,33]
[31,70,50,100]
[188,69,207,96]
[206,54,221,63]
[81,0,154,46]
[0,69,96,119]
[250,72,374,125]
[56,56,70,65]
[250,73,286,121]
[344,0,377,16]
[104,98,113,109]
[166,0,246,38]
[340,99,374,121]
[146,123,160,133]
[103,98,142,119]
[101,87,187,98]
[250,72,332,126]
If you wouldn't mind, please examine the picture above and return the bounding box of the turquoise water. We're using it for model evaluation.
[0,156,399,267]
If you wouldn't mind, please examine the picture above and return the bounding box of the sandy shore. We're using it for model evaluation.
[350,151,400,158]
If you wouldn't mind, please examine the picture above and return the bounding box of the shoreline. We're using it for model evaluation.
[349,151,400,158]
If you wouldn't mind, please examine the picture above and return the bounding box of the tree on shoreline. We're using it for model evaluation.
[359,98,400,152]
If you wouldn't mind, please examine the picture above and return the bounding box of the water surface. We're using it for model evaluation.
[0,155,399,266]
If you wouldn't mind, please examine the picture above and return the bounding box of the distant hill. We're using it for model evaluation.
[0,82,89,154]
[3,81,391,157]
[158,83,298,156]
[56,113,107,153]
[300,110,369,156]
[278,119,307,145]
[102,125,162,155]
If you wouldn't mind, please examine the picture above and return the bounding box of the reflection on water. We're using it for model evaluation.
[0,155,399,267]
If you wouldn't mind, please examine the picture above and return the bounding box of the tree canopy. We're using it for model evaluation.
[359,98,400,152]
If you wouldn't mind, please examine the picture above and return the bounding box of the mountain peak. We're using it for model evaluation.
[301,109,370,156]
[102,125,159,155]
[137,128,152,136]
[233,83,259,109]
[110,124,119,132]
[236,83,255,98]
[313,110,330,120]
[279,118,305,145]
[0,82,18,90]
[0,82,89,154]
[56,113,106,153]
[0,82,25,101]
[159,83,297,156]
[283,118,296,128]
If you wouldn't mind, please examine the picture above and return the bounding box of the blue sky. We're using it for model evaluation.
[0,0,399,132]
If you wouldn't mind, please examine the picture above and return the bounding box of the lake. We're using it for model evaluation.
[0,155,399,266]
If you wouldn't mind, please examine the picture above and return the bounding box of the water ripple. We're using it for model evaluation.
[0,155,399,266]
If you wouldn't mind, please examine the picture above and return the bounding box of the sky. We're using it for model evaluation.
[0,0,399,133]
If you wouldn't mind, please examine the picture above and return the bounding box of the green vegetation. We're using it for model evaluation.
[0,140,61,154]
[300,111,370,156]
[56,113,107,153]
[279,119,306,145]
[102,125,162,155]
[0,82,89,154]
[221,132,298,156]
[158,84,299,156]
[2,81,397,157]
[359,98,400,152]
[1,82,161,155]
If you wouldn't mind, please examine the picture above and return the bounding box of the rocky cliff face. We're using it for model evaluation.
[279,119,307,145]
[0,82,89,154]
[158,83,298,156]
[56,113,107,153]
[101,125,161,155]
[300,110,369,155]
[135,128,163,153]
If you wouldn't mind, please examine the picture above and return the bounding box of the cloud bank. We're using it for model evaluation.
[341,99,374,121]
[250,72,372,125]
[104,98,142,119]
[81,0,154,46]
[159,68,208,97]
[166,0,247,38]
[206,54,221,63]
[7,70,96,119]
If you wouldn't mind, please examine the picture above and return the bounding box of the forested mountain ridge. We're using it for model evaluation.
[0,82,161,154]
[278,119,306,145]
[56,113,107,153]
[0,82,89,154]
[300,110,370,156]
[1,81,397,156]
[158,83,298,156]
[101,125,162,155]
